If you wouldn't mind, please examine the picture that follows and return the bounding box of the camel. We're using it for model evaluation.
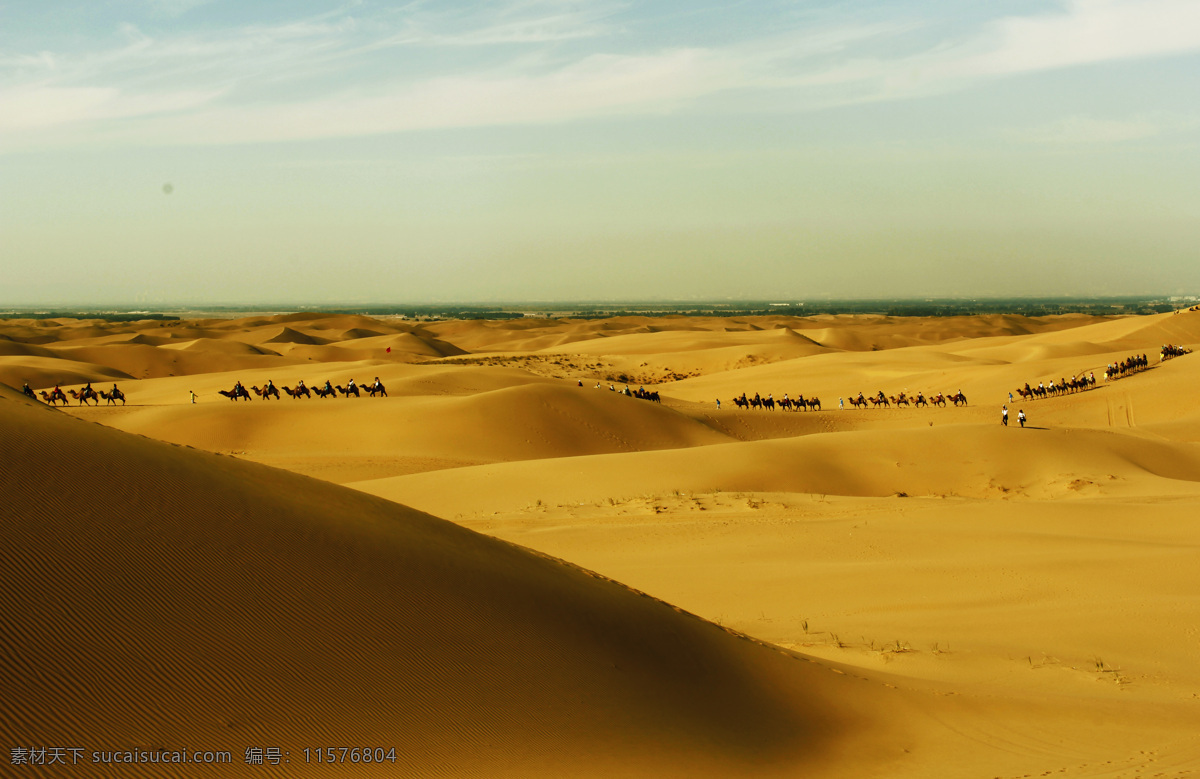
[949,392,968,407]
[869,396,889,408]
[336,384,360,398]
[364,381,387,398]
[99,389,126,406]
[68,388,99,406]
[218,386,252,401]
[313,385,337,399]
[282,385,311,399]
[252,385,280,400]
[39,389,69,406]
[849,396,869,409]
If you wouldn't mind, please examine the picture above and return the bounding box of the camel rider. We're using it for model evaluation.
[373,376,382,390]
[324,380,333,394]
[266,379,275,393]
[297,379,306,390]
[347,378,356,392]
[112,383,119,396]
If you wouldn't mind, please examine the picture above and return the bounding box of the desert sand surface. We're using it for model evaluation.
[4,308,1200,777]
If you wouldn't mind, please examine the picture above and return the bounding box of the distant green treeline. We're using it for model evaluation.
[1,296,1191,321]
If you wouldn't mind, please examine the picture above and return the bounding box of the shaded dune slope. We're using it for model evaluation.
[0,387,882,777]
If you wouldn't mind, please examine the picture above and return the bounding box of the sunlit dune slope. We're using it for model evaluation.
[0,354,132,390]
[353,423,1200,516]
[668,310,1198,404]
[0,385,894,778]
[50,341,300,379]
[334,331,468,358]
[80,381,735,477]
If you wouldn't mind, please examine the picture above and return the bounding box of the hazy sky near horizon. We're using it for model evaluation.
[2,0,1199,305]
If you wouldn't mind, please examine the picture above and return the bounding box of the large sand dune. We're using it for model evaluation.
[4,308,1200,776]
[0,384,896,777]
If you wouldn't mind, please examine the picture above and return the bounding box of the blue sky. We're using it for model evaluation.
[2,1,1199,304]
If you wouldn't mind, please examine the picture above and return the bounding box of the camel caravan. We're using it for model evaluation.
[1103,353,1150,381]
[1161,344,1192,361]
[732,392,821,411]
[218,377,388,401]
[1012,349,1185,402]
[26,382,124,406]
[728,389,966,411]
[588,382,662,402]
[1015,373,1097,401]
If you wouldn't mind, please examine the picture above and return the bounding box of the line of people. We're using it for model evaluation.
[216,377,387,401]
[1014,373,1095,401]
[24,381,124,406]
[588,381,661,401]
[1104,354,1149,381]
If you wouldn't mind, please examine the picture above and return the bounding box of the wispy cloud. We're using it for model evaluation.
[404,0,625,46]
[3,0,1200,151]
[94,47,731,146]
[787,0,1200,103]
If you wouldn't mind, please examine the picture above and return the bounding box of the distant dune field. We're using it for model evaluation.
[4,308,1200,777]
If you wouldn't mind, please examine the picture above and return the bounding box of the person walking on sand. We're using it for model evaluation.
[1018,410,1026,428]
[1008,391,1013,403]
[1002,405,1008,426]
[716,398,721,410]
[189,390,196,404]
[839,397,844,410]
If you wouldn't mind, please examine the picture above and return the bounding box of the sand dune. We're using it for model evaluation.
[351,423,1200,516]
[0,353,132,390]
[84,381,734,481]
[260,325,331,345]
[0,383,895,778]
[4,308,1200,777]
[0,339,59,358]
[336,331,469,358]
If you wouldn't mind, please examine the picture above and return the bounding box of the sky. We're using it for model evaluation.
[2,0,1199,305]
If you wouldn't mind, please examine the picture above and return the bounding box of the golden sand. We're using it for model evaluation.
[3,309,1200,776]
